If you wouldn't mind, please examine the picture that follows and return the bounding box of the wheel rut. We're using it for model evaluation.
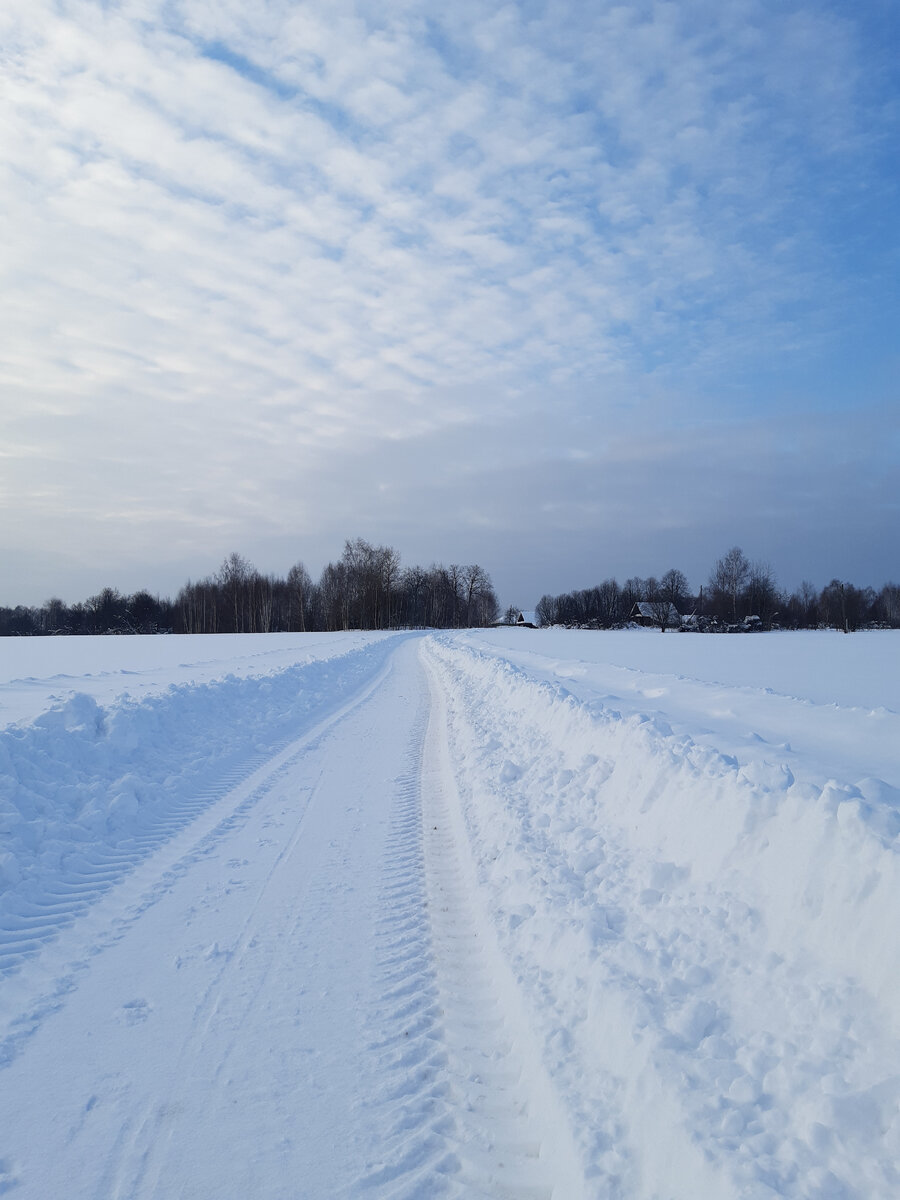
[358,644,584,1199]
[0,649,397,982]
[0,656,394,1076]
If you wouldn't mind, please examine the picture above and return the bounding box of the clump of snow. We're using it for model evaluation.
[1,628,898,1197]
[0,636,399,963]
[425,630,900,1197]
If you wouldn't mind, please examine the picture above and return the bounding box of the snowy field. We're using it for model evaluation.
[1,628,898,1198]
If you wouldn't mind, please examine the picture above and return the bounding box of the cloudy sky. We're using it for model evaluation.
[2,0,898,608]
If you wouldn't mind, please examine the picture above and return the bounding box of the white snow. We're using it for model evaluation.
[0,631,395,727]
[1,628,898,1198]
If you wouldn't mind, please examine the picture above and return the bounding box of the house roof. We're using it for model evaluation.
[632,601,681,622]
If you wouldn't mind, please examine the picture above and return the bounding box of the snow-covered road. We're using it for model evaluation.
[0,636,581,1198]
[1,630,898,1198]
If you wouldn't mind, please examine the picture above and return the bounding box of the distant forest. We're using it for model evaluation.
[1,542,897,636]
[535,547,900,633]
[0,539,499,636]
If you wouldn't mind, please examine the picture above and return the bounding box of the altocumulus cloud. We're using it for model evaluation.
[1,0,898,605]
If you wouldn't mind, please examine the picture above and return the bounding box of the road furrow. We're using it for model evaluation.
[2,634,588,1198]
[421,643,587,1200]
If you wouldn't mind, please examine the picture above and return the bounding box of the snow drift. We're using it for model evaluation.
[425,631,900,1197]
[0,636,399,971]
[1,627,898,1198]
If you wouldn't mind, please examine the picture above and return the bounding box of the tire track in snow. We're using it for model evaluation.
[357,644,585,1198]
[356,694,458,1197]
[98,772,324,1200]
[422,643,587,1200]
[0,641,401,979]
[0,757,270,977]
[0,654,395,1075]
[425,635,900,1198]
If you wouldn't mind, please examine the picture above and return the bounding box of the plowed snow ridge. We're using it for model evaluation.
[1,629,898,1199]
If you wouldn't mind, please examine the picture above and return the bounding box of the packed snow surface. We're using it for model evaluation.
[1,628,898,1198]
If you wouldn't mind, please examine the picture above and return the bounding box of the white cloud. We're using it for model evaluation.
[0,0,896,604]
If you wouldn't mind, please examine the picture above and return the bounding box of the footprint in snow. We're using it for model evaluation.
[0,1157,21,1196]
[120,998,152,1025]
[499,760,522,783]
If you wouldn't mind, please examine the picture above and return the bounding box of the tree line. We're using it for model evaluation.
[3,541,896,637]
[534,547,900,632]
[0,539,499,636]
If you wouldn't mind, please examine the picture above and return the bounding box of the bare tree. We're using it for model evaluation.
[877,583,900,628]
[784,580,818,629]
[42,597,66,633]
[217,552,253,632]
[447,564,463,628]
[535,594,558,627]
[287,561,314,632]
[318,560,348,630]
[596,578,621,628]
[659,568,689,613]
[621,577,644,614]
[462,564,491,627]
[248,572,274,632]
[709,546,750,623]
[377,544,402,628]
[87,587,127,633]
[400,565,428,627]
[746,561,779,628]
[646,581,678,632]
[819,580,873,632]
[177,577,218,634]
[128,590,164,633]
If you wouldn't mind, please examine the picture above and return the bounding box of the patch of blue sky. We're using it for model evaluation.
[425,193,471,223]
[568,106,631,160]
[421,18,479,83]
[674,307,893,419]
[444,132,484,167]
[104,150,226,213]
[193,38,373,149]
[352,201,378,226]
[395,161,437,195]
[383,221,430,253]
[485,211,537,249]
[776,310,900,412]
[826,0,900,60]
[195,40,299,101]
[313,243,345,263]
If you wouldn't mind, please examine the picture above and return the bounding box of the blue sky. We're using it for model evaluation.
[1,0,898,608]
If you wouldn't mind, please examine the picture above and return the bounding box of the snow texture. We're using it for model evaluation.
[0,628,898,1198]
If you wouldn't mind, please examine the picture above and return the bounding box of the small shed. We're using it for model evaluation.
[630,601,681,628]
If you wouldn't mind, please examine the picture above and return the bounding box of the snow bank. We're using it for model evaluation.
[474,626,900,710]
[0,635,400,971]
[0,630,393,726]
[426,634,900,1198]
